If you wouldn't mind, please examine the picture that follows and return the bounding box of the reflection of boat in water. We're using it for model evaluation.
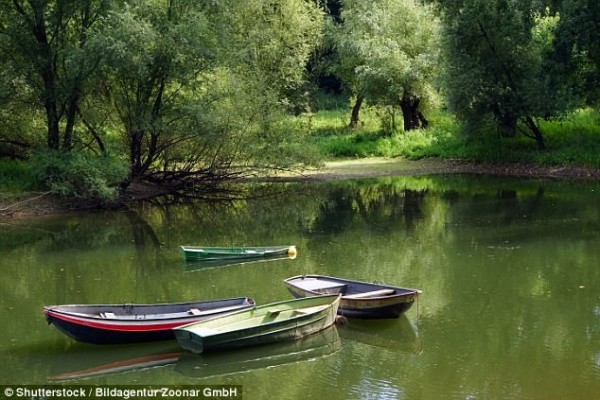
[175,326,341,378]
[46,341,181,381]
[337,316,422,354]
[183,255,295,271]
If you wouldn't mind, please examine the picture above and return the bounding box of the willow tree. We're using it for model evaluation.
[98,0,216,183]
[0,0,112,151]
[331,0,440,131]
[100,0,324,189]
[204,0,325,166]
[438,0,565,149]
[552,0,600,108]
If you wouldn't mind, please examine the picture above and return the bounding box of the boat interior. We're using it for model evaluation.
[291,277,400,298]
[187,304,330,335]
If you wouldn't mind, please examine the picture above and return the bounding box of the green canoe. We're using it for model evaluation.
[180,245,297,262]
[173,295,341,354]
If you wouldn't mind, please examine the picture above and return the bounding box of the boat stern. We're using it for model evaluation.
[173,329,205,354]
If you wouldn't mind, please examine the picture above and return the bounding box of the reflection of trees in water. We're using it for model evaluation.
[124,210,162,249]
[309,184,429,236]
[413,182,600,399]
[131,185,327,249]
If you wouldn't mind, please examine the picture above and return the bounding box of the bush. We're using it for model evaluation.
[0,159,34,196]
[29,150,128,201]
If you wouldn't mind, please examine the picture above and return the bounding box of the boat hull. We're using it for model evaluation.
[284,275,421,319]
[180,246,296,262]
[174,295,340,354]
[44,297,254,345]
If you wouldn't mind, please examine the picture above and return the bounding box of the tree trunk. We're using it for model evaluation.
[44,93,60,150]
[349,94,364,128]
[129,129,144,176]
[524,116,545,150]
[28,3,60,149]
[492,104,517,137]
[63,93,80,150]
[399,95,426,131]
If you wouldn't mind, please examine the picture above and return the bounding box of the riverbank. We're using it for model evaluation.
[1,157,599,219]
[275,157,600,182]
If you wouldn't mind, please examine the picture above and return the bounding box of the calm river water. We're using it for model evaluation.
[1,175,599,399]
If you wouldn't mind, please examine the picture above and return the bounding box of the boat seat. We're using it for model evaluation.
[187,305,245,317]
[99,312,116,318]
[293,279,347,294]
[344,289,395,299]
[193,327,219,336]
[266,309,282,316]
[295,305,327,315]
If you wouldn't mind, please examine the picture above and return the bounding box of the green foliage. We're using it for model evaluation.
[1,0,599,205]
[95,0,325,179]
[29,150,128,200]
[0,0,113,151]
[552,0,600,107]
[437,0,567,147]
[215,0,324,93]
[0,0,326,195]
[0,159,34,195]
[330,0,441,130]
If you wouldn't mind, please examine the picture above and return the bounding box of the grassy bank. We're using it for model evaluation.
[307,107,600,168]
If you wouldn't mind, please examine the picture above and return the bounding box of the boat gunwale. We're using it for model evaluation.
[284,275,422,300]
[180,245,295,253]
[45,311,199,333]
[43,297,253,320]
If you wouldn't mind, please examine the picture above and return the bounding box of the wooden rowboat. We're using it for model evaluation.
[180,245,297,262]
[284,275,421,319]
[173,295,341,354]
[44,297,255,345]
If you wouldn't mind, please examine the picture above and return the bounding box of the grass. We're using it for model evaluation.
[304,106,600,169]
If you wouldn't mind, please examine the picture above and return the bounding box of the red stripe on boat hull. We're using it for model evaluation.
[44,310,196,332]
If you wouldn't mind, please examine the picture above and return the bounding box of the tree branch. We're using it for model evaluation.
[0,191,52,215]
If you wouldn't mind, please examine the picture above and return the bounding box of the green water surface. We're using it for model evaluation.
[1,175,599,399]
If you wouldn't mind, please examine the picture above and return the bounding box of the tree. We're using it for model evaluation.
[552,0,600,108]
[330,0,440,131]
[437,0,566,150]
[0,56,37,158]
[0,0,112,151]
[99,0,215,182]
[100,0,324,188]
[0,0,325,198]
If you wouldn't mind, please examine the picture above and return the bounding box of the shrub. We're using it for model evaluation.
[29,150,128,201]
[0,159,34,195]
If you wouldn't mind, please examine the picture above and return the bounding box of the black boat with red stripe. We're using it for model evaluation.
[44,297,255,344]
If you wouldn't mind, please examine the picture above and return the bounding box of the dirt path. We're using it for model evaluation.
[276,157,600,182]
